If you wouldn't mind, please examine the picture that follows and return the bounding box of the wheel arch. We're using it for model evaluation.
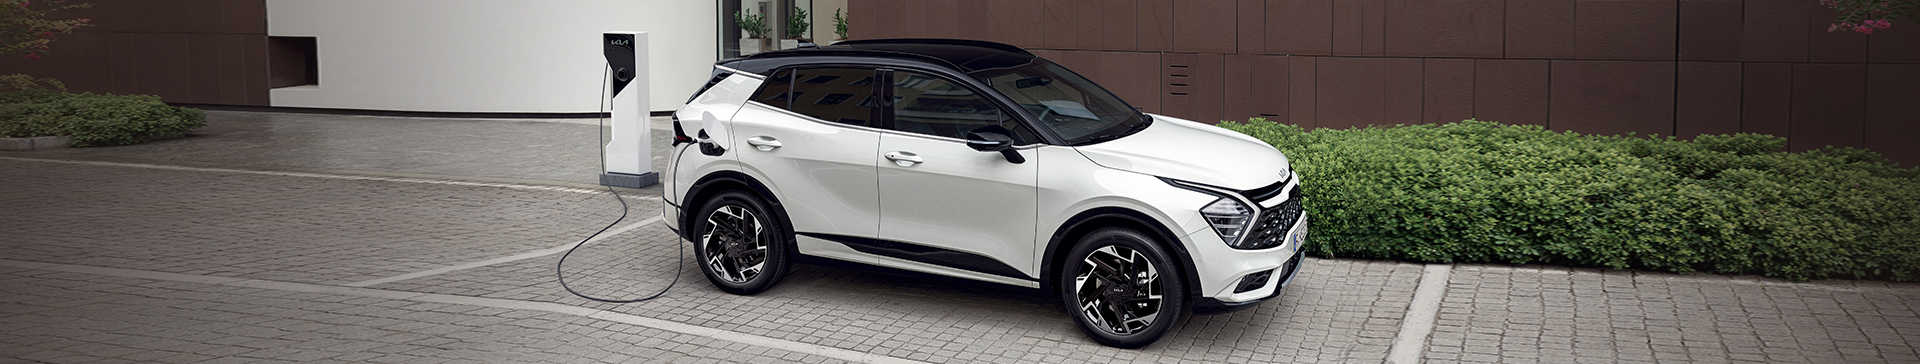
[681,171,794,242]
[1040,207,1201,300]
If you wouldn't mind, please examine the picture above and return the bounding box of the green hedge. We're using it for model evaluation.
[1220,118,1920,281]
[0,89,206,147]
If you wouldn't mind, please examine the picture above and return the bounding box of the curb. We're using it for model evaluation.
[0,136,71,151]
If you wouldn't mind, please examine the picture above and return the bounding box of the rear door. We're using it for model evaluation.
[728,67,885,264]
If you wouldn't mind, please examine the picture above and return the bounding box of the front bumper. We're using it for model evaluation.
[1193,248,1307,315]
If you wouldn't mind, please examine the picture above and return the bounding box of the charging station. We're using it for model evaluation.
[600,31,659,188]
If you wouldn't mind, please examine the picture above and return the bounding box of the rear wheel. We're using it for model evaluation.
[1060,227,1185,348]
[692,190,791,295]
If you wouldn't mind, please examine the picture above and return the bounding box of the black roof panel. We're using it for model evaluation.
[718,38,1037,75]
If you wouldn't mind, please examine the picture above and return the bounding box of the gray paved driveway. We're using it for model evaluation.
[3,111,1918,363]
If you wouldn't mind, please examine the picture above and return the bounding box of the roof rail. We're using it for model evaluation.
[832,38,1033,56]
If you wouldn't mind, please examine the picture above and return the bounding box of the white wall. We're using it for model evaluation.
[267,0,716,113]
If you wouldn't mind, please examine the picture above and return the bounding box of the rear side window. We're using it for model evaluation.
[787,68,878,127]
[751,69,796,109]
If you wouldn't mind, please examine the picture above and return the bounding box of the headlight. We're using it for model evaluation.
[1199,197,1253,245]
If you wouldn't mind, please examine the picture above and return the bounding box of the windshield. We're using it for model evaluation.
[969,59,1148,145]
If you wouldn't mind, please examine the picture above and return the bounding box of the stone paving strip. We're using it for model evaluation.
[0,261,871,364]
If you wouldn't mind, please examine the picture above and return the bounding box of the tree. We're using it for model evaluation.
[1822,0,1916,34]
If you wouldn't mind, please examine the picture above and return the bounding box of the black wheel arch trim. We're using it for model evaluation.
[1040,207,1203,301]
[681,171,794,246]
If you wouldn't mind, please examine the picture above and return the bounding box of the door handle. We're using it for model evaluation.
[746,136,782,151]
[883,151,923,166]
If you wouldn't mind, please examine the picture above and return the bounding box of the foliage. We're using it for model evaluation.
[1219,118,1920,282]
[0,0,91,59]
[0,89,205,147]
[1821,0,1916,34]
[786,6,810,39]
[0,73,63,91]
[833,8,848,40]
[733,10,769,39]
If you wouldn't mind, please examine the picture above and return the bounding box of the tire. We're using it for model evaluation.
[691,190,791,295]
[1060,227,1186,348]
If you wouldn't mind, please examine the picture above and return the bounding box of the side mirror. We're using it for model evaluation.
[966,125,1026,164]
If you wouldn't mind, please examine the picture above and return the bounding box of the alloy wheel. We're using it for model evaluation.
[701,205,766,284]
[1073,245,1162,335]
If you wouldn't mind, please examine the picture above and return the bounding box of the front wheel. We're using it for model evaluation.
[691,190,791,295]
[1060,227,1186,348]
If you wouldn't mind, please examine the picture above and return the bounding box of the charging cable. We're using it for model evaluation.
[555,63,683,303]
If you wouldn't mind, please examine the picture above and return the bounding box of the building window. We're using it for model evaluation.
[268,36,318,88]
[719,0,846,58]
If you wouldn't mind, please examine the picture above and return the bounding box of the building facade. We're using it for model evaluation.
[845,0,1920,165]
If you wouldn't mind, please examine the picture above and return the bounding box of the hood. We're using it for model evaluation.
[1073,114,1291,190]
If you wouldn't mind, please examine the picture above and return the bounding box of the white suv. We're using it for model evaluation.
[664,39,1307,348]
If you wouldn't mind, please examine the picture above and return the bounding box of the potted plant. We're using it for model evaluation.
[734,10,770,55]
[832,8,848,43]
[781,6,811,49]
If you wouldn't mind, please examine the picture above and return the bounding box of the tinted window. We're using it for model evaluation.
[750,69,794,109]
[889,70,1036,143]
[970,58,1145,145]
[786,68,878,127]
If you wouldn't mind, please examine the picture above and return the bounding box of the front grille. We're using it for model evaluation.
[1242,188,1305,250]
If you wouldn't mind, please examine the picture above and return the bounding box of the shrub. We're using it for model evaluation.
[0,89,206,147]
[1219,118,1920,281]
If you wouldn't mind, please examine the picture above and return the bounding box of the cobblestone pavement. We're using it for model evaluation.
[4,112,1919,363]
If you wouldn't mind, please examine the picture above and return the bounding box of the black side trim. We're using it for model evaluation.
[797,232,1034,281]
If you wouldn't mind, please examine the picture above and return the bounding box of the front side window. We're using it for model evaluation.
[889,70,1037,144]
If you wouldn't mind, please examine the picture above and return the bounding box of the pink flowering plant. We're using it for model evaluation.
[1822,0,1915,34]
[1,0,90,59]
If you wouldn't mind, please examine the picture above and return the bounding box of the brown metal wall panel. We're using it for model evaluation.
[1789,64,1866,151]
[1473,59,1549,126]
[1288,56,1317,128]
[52,32,113,94]
[848,0,876,39]
[1224,55,1253,121]
[1361,0,1385,56]
[1101,51,1162,113]
[1548,60,1675,136]
[1195,53,1227,123]
[920,0,963,39]
[242,35,269,106]
[1382,57,1422,124]
[1139,0,1175,52]
[136,33,193,102]
[1044,0,1078,49]
[1173,0,1237,54]
[1162,53,1197,119]
[1865,64,1920,166]
[1675,62,1742,139]
[1868,24,1920,63]
[987,0,1044,48]
[1807,22,1868,63]
[1383,0,1503,58]
[186,35,222,104]
[1250,55,1289,122]
[220,0,269,34]
[1506,0,1576,59]
[1740,63,1792,138]
[216,35,250,105]
[1267,0,1332,56]
[107,34,139,96]
[1330,0,1363,56]
[68,0,132,33]
[1574,0,1676,60]
[874,1,908,39]
[1316,57,1421,129]
[1072,0,1103,49]
[1237,0,1266,54]
[958,0,991,40]
[1101,0,1140,50]
[1678,0,1741,61]
[1741,0,1809,62]
[1423,58,1474,124]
